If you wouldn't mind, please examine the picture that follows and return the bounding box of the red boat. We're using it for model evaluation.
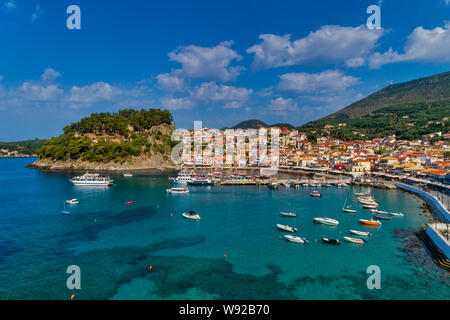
[125,201,134,205]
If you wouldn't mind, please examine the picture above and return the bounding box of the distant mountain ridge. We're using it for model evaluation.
[222,119,294,130]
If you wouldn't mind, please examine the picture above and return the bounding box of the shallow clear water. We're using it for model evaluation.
[0,158,448,299]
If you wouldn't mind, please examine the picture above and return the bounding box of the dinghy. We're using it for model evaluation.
[280,212,297,217]
[284,235,308,243]
[344,236,365,245]
[277,224,297,233]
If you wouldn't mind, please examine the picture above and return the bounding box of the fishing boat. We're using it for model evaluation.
[182,211,201,220]
[313,217,339,226]
[69,173,113,186]
[277,224,297,233]
[280,212,297,217]
[389,212,404,217]
[123,173,133,177]
[310,191,321,197]
[344,236,365,245]
[166,187,189,194]
[322,237,340,245]
[362,204,378,209]
[66,198,79,205]
[284,235,308,243]
[359,219,382,227]
[349,230,370,237]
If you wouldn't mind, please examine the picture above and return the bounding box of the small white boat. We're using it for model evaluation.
[362,204,378,209]
[182,211,200,220]
[280,212,297,217]
[277,224,297,233]
[389,212,404,217]
[343,208,357,213]
[349,229,370,237]
[310,191,321,197]
[284,235,308,243]
[66,198,79,205]
[344,236,365,245]
[123,173,133,177]
[167,187,189,194]
[313,217,339,226]
[372,209,389,214]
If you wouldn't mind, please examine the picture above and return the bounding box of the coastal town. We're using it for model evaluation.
[178,125,450,185]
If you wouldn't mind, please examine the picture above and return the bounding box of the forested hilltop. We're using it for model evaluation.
[298,71,450,141]
[0,139,46,157]
[31,108,176,170]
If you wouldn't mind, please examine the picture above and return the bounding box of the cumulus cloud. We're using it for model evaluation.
[156,70,186,92]
[278,70,359,94]
[166,41,244,82]
[247,25,383,69]
[267,97,298,115]
[69,82,121,104]
[30,5,44,22]
[368,22,450,68]
[192,81,252,109]
[41,68,61,82]
[160,97,195,110]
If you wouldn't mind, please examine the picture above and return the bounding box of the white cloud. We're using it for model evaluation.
[369,22,450,68]
[41,68,61,82]
[156,70,186,92]
[160,97,195,110]
[278,70,359,94]
[167,41,243,82]
[192,81,252,109]
[18,82,63,101]
[267,97,298,115]
[69,82,121,103]
[30,5,44,22]
[247,25,383,69]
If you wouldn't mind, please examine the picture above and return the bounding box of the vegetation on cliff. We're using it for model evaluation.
[37,108,175,163]
[0,139,47,156]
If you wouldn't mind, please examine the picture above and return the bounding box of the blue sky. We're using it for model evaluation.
[0,0,449,140]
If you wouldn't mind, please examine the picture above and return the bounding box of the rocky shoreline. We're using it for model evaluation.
[27,156,176,171]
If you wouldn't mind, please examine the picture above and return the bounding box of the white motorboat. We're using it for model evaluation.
[362,204,378,209]
[349,229,370,237]
[389,212,404,217]
[343,208,357,213]
[284,235,308,243]
[123,173,133,177]
[182,211,200,220]
[313,217,339,226]
[280,212,297,217]
[277,224,297,233]
[371,209,389,214]
[66,198,79,205]
[167,187,189,194]
[344,236,365,245]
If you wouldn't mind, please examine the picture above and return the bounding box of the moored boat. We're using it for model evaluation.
[69,173,113,186]
[322,237,340,245]
[310,191,321,197]
[349,229,370,237]
[359,219,382,227]
[166,187,189,194]
[277,224,297,233]
[280,212,297,217]
[389,212,404,217]
[123,173,133,177]
[283,235,308,243]
[373,214,392,220]
[344,236,365,245]
[362,204,378,209]
[66,198,79,205]
[183,211,201,220]
[313,217,339,226]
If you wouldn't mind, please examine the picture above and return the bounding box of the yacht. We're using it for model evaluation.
[182,211,201,220]
[284,235,308,243]
[69,173,113,186]
[277,224,297,233]
[313,217,339,226]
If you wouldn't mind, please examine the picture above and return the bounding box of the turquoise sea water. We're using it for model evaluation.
[0,158,448,299]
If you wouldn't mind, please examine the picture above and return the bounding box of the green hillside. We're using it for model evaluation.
[0,139,47,156]
[37,108,175,163]
[298,71,450,140]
